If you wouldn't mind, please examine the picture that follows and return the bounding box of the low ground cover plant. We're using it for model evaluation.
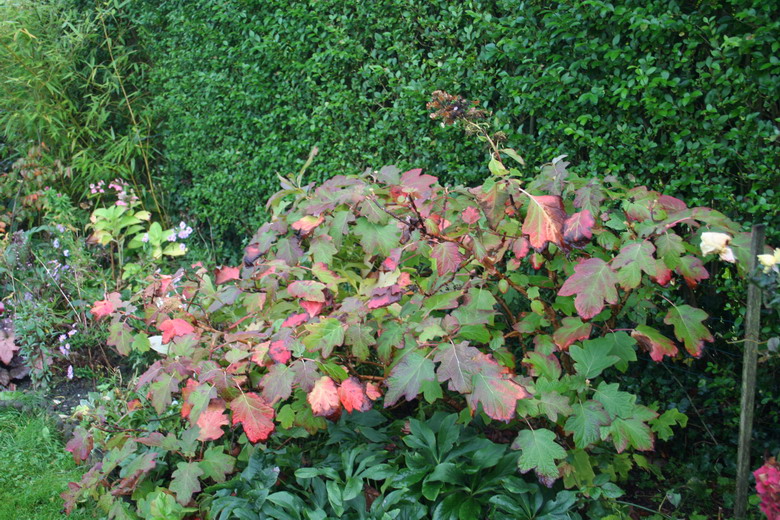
[61,105,764,517]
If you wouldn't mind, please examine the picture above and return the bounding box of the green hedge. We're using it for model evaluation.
[127,0,779,246]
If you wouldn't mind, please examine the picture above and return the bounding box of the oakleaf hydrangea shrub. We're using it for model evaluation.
[63,147,755,516]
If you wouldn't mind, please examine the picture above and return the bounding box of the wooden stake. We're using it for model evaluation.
[734,224,765,519]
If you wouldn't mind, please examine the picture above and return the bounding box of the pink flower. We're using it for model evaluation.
[67,365,74,380]
[116,201,128,207]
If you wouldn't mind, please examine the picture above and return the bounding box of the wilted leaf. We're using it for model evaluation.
[431,242,465,276]
[631,325,678,361]
[308,376,340,416]
[338,377,372,413]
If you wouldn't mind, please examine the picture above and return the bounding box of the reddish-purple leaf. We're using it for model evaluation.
[398,168,437,200]
[368,285,402,309]
[268,340,291,364]
[466,354,529,421]
[552,317,592,351]
[676,256,709,288]
[558,258,619,320]
[230,393,275,443]
[384,351,436,406]
[431,242,464,276]
[65,426,93,465]
[563,210,595,248]
[462,206,481,224]
[214,266,240,285]
[261,363,295,404]
[433,341,481,393]
[513,237,530,259]
[522,194,566,251]
[631,325,678,361]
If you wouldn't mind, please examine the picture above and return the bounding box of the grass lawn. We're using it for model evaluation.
[0,403,97,520]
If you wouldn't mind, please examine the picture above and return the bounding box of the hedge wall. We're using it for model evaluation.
[127,0,779,247]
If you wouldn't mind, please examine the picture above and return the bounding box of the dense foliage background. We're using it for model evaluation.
[117,0,780,247]
[1,0,779,517]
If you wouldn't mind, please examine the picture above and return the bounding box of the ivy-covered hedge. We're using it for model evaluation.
[123,0,778,243]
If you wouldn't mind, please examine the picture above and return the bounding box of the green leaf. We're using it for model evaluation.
[170,461,203,505]
[593,382,636,420]
[512,428,566,481]
[663,304,713,357]
[612,241,657,289]
[564,400,610,449]
[384,351,436,406]
[602,415,655,453]
[303,318,345,358]
[354,218,400,256]
[651,408,688,441]
[569,338,620,378]
[601,332,637,372]
[199,446,235,483]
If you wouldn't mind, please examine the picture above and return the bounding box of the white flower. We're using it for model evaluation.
[67,365,74,380]
[700,232,736,263]
[757,248,780,273]
[167,233,177,242]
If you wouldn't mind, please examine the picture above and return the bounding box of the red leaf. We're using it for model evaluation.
[268,340,291,364]
[365,382,382,400]
[558,258,619,320]
[563,210,595,247]
[215,266,240,285]
[307,376,340,416]
[159,318,195,343]
[230,392,275,443]
[552,317,592,351]
[180,378,198,419]
[292,215,324,233]
[383,248,402,271]
[398,168,437,200]
[282,313,309,328]
[676,256,709,288]
[652,260,673,286]
[431,242,464,276]
[90,292,121,319]
[513,237,530,259]
[300,300,325,318]
[522,195,566,251]
[65,426,92,465]
[338,377,372,413]
[632,325,678,361]
[197,404,229,441]
[462,206,481,224]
